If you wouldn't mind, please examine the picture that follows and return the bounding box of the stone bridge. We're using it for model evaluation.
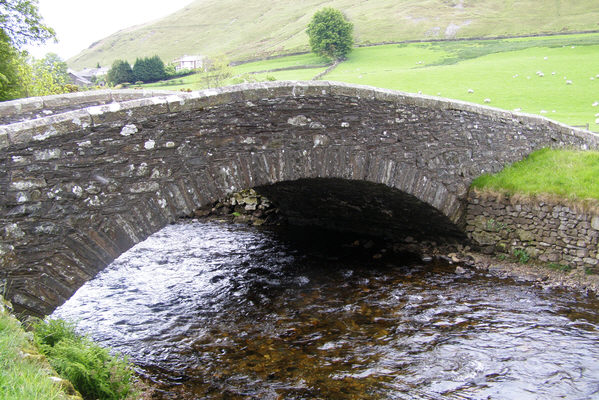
[1,81,597,316]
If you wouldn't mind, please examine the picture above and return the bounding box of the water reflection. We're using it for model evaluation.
[54,221,599,399]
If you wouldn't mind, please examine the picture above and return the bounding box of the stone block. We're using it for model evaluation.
[6,110,92,145]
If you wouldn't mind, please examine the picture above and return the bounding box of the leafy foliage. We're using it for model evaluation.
[513,248,530,264]
[0,0,55,49]
[26,52,70,96]
[306,8,353,60]
[132,55,166,83]
[0,31,26,100]
[198,56,232,88]
[107,59,134,85]
[33,318,135,400]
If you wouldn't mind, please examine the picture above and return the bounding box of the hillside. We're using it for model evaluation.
[68,0,599,69]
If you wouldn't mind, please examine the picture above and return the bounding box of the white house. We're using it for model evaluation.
[172,55,206,71]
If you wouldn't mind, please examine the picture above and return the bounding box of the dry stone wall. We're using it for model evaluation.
[1,81,598,316]
[466,191,599,272]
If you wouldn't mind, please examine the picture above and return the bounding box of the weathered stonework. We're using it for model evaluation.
[466,191,599,272]
[1,81,598,316]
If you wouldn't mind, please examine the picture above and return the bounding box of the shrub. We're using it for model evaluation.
[513,248,530,264]
[548,263,572,272]
[32,318,135,400]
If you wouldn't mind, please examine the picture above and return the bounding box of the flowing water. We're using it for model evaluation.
[53,221,599,399]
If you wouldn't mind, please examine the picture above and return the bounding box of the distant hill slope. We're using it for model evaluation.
[68,0,599,69]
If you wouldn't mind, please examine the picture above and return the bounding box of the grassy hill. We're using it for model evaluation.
[68,0,599,69]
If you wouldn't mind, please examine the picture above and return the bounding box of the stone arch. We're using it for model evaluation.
[1,81,597,316]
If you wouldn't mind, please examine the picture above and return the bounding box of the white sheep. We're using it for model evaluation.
[484,98,491,103]
[467,89,474,93]
[566,80,573,85]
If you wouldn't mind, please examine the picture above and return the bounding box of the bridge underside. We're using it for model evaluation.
[257,178,466,242]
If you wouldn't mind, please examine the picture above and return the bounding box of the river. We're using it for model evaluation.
[53,220,599,399]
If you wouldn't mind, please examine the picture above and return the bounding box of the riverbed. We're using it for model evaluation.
[53,220,599,399]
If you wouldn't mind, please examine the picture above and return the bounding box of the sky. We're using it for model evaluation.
[26,0,193,60]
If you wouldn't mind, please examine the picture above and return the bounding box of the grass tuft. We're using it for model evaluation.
[0,307,69,400]
[32,318,135,400]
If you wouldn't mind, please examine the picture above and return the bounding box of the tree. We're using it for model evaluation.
[0,0,56,100]
[132,57,148,82]
[29,52,69,96]
[0,31,25,100]
[198,56,231,88]
[306,8,354,61]
[107,59,133,85]
[132,55,166,83]
[0,0,55,49]
[146,55,165,82]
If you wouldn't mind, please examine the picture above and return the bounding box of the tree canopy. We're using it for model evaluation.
[107,60,134,85]
[0,0,59,100]
[132,55,166,83]
[306,8,354,61]
[0,0,55,48]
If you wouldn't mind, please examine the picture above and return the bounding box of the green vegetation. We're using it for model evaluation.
[326,33,599,130]
[0,305,72,400]
[0,0,76,100]
[143,33,599,131]
[0,0,55,49]
[132,55,166,83]
[68,0,599,70]
[547,262,573,273]
[32,318,135,400]
[472,149,599,200]
[107,60,133,86]
[307,8,353,60]
[513,248,530,264]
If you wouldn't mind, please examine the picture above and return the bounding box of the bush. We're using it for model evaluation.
[513,248,530,264]
[32,318,135,400]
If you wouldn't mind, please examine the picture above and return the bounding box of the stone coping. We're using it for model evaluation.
[1,81,598,150]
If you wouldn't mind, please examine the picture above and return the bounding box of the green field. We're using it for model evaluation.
[145,33,599,131]
[68,0,599,70]
[327,34,599,130]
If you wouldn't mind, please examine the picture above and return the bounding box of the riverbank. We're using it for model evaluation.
[0,299,82,400]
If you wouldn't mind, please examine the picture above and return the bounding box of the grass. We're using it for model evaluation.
[32,319,135,400]
[68,0,599,70]
[144,32,599,130]
[472,148,599,200]
[547,262,573,272]
[326,33,599,130]
[0,304,70,400]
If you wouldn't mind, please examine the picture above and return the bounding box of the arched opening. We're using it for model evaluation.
[255,178,466,242]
